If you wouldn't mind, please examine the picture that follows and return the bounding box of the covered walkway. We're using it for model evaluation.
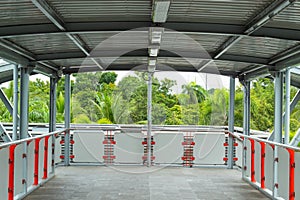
[1,0,300,200]
[25,166,267,200]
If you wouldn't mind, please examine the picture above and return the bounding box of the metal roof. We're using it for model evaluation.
[0,0,300,87]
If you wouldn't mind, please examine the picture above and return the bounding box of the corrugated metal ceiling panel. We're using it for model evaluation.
[227,36,300,59]
[266,1,300,29]
[49,0,151,22]
[162,32,229,54]
[80,31,148,51]
[168,0,273,24]
[0,0,50,27]
[9,34,80,55]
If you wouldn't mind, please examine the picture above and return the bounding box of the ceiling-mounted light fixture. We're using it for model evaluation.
[152,0,171,23]
[149,27,164,44]
[148,57,157,73]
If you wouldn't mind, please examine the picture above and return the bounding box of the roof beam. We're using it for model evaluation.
[198,0,296,71]
[0,39,58,76]
[1,22,300,41]
[0,64,14,73]
[31,0,103,70]
[36,49,271,66]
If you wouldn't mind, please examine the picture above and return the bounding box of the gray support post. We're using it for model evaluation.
[13,64,19,140]
[20,66,30,139]
[242,81,250,178]
[20,66,30,195]
[228,76,235,169]
[49,77,57,172]
[274,71,284,143]
[64,74,71,166]
[147,72,153,167]
[284,69,291,144]
[273,71,284,198]
[268,90,300,141]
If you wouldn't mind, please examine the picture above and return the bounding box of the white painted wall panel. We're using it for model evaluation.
[194,133,225,165]
[153,133,184,164]
[114,132,144,164]
[73,131,104,163]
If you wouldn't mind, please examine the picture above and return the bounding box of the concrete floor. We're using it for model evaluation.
[25,166,269,200]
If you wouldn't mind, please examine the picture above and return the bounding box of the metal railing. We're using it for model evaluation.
[228,131,300,200]
[0,129,66,200]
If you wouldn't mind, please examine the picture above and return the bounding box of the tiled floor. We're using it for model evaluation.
[25,166,269,200]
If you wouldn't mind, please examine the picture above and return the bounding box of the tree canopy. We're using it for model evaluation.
[0,72,299,136]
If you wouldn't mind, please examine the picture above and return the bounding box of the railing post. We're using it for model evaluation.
[8,144,17,200]
[228,76,235,169]
[64,74,71,166]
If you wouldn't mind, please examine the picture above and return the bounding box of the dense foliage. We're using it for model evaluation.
[0,72,299,136]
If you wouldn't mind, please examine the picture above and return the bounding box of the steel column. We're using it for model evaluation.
[268,90,300,141]
[20,66,30,139]
[228,76,235,169]
[49,77,57,173]
[273,71,284,198]
[64,74,71,166]
[284,69,291,144]
[147,72,153,167]
[242,81,250,178]
[13,64,19,140]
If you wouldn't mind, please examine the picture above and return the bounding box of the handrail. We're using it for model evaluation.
[0,129,67,149]
[228,131,300,151]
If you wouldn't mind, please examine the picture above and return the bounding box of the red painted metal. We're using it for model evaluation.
[182,156,195,161]
[42,136,50,179]
[249,139,256,182]
[287,149,295,200]
[259,142,266,189]
[8,144,17,200]
[142,156,155,160]
[223,157,229,161]
[34,138,41,185]
[103,140,116,145]
[181,141,195,145]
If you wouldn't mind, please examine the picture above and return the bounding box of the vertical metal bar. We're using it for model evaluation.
[228,77,235,169]
[33,139,40,185]
[12,64,19,141]
[64,74,71,166]
[43,136,50,179]
[260,142,266,189]
[273,71,283,198]
[49,78,57,173]
[287,149,295,200]
[285,69,291,144]
[147,72,153,167]
[242,81,250,178]
[8,144,17,200]
[249,139,256,183]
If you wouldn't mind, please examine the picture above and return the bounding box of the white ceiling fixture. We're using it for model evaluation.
[149,27,164,44]
[148,57,157,73]
[152,0,171,23]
